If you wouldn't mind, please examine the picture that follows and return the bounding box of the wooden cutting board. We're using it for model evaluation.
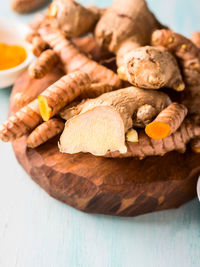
[10,69,200,217]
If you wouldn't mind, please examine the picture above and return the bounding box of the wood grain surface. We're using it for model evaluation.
[10,69,200,217]
[1,1,200,267]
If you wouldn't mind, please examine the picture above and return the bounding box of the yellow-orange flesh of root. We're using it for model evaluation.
[145,103,187,140]
[59,106,127,156]
[38,95,52,121]
[145,121,171,140]
[47,3,57,19]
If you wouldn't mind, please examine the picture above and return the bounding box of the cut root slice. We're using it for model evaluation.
[38,95,52,121]
[59,106,127,156]
[145,121,171,140]
[126,129,138,142]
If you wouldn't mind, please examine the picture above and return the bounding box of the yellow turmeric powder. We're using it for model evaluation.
[0,43,27,70]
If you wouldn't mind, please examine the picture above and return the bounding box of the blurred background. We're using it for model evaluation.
[2,0,200,36]
[0,1,200,267]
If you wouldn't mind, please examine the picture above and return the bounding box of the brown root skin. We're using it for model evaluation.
[0,98,41,142]
[11,68,64,111]
[190,138,200,153]
[95,0,163,66]
[11,0,49,14]
[191,32,200,49]
[145,103,188,139]
[32,36,49,57]
[46,0,101,37]
[27,118,64,148]
[181,85,200,116]
[106,119,200,158]
[78,83,115,99]
[152,29,200,86]
[59,86,170,156]
[118,46,185,91]
[0,70,86,142]
[60,83,115,120]
[39,27,122,88]
[60,86,171,129]
[72,35,114,64]
[29,49,59,79]
[38,71,91,121]
[13,92,35,109]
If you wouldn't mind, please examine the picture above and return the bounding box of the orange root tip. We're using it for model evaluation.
[38,95,52,121]
[145,121,171,140]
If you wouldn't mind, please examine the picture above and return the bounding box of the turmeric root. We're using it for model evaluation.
[59,87,170,156]
[0,98,41,142]
[191,32,200,49]
[32,36,49,57]
[0,71,90,142]
[11,0,49,14]
[152,29,200,86]
[38,71,91,121]
[13,92,35,109]
[190,138,200,153]
[106,118,200,158]
[145,103,187,139]
[11,68,63,110]
[27,118,64,148]
[60,83,115,120]
[46,0,101,37]
[118,46,184,91]
[95,0,164,66]
[39,27,122,88]
[29,49,59,79]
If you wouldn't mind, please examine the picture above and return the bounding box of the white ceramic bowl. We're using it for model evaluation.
[0,18,34,88]
[197,177,200,201]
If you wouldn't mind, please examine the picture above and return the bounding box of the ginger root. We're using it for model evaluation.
[38,71,91,121]
[106,118,200,158]
[60,83,115,120]
[152,29,200,86]
[95,0,164,66]
[78,83,114,99]
[59,87,170,156]
[29,49,59,79]
[39,27,121,88]
[145,103,187,139]
[11,0,49,14]
[191,32,200,49]
[27,118,64,148]
[0,71,89,142]
[46,0,102,37]
[118,46,184,91]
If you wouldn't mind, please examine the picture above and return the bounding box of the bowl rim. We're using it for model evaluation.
[0,18,34,75]
[0,45,33,75]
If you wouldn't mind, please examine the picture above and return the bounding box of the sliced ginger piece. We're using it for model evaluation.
[126,129,138,142]
[59,106,127,156]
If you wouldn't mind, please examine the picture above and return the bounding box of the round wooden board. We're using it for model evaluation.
[10,69,200,217]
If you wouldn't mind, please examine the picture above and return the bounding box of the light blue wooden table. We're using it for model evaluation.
[0,1,200,267]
